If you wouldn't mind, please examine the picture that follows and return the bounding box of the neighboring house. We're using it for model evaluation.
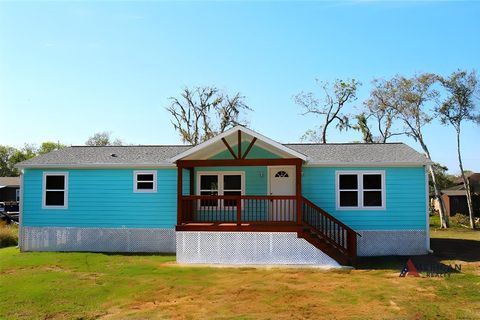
[0,176,20,203]
[16,126,431,266]
[441,173,480,217]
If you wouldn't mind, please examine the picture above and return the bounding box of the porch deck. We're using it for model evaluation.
[176,221,302,232]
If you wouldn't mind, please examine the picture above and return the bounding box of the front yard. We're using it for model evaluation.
[0,218,479,319]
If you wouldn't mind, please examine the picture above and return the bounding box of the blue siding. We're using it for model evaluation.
[23,169,177,228]
[22,165,427,231]
[302,166,427,231]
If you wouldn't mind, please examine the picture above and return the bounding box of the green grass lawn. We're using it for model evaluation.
[0,218,479,319]
[429,214,480,240]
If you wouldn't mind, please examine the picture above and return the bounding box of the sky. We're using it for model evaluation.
[0,0,479,173]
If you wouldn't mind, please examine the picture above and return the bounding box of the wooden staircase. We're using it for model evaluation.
[298,197,360,265]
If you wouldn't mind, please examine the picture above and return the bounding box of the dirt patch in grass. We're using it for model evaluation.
[96,263,480,320]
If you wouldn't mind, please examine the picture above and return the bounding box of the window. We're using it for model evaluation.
[198,172,244,207]
[339,174,358,207]
[134,171,157,192]
[336,171,385,210]
[15,189,20,202]
[274,170,289,178]
[223,174,242,206]
[363,174,383,207]
[199,175,218,207]
[43,172,68,209]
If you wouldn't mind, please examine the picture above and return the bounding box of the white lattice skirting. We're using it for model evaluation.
[176,231,341,266]
[21,227,176,253]
[357,230,428,256]
[20,227,428,261]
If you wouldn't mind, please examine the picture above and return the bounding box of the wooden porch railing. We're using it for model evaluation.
[179,195,298,225]
[301,197,359,258]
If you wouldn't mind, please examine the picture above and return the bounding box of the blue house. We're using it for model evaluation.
[16,126,430,266]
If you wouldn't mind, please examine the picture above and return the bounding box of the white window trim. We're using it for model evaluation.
[133,170,158,193]
[42,172,69,209]
[197,171,245,208]
[335,170,386,211]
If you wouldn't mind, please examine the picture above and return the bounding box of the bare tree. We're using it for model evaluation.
[295,79,360,143]
[85,132,123,146]
[436,70,480,229]
[166,87,251,145]
[364,80,405,143]
[370,73,450,228]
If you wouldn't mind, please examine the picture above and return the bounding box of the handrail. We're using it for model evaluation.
[182,195,296,200]
[301,196,359,258]
[302,197,361,236]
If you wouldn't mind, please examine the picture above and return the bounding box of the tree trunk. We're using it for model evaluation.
[420,140,449,228]
[456,129,476,229]
[321,125,327,144]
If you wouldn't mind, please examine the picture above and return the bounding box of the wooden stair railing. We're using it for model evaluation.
[300,197,360,263]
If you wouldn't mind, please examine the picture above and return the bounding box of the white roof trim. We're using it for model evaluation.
[170,125,307,162]
[17,161,429,169]
[304,161,431,167]
[15,161,428,170]
[16,163,176,169]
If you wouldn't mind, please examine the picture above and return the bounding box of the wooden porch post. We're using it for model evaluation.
[347,230,357,258]
[177,164,183,225]
[237,130,242,159]
[296,160,302,225]
[189,168,194,196]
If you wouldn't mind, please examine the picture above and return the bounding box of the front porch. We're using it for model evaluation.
[172,126,359,264]
[176,157,304,227]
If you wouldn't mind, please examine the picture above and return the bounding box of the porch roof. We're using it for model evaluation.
[170,126,308,162]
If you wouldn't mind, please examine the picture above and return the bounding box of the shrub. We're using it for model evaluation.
[0,220,18,248]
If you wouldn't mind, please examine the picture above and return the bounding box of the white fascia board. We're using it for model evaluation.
[170,125,307,162]
[304,161,430,167]
[16,163,176,169]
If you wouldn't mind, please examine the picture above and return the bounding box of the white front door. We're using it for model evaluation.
[268,166,296,221]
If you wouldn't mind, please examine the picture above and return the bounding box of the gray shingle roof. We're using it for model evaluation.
[16,142,429,168]
[285,143,429,165]
[16,146,192,168]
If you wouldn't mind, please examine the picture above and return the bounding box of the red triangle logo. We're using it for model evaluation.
[399,259,420,277]
[406,259,420,277]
